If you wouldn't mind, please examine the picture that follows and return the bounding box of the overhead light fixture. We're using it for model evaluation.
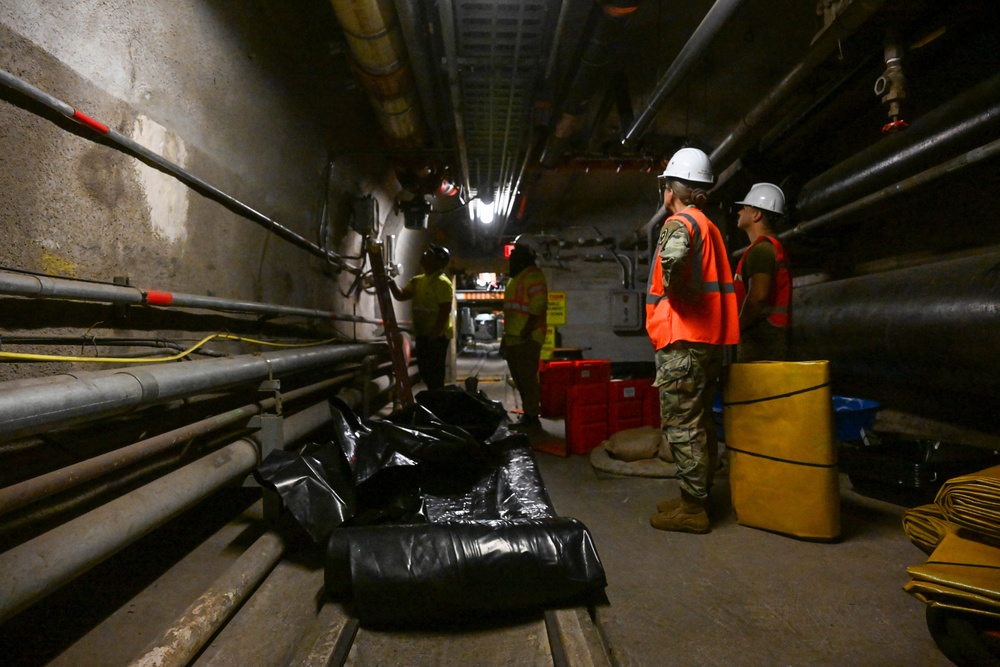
[478,199,495,225]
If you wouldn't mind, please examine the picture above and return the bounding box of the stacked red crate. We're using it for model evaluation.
[565,382,609,455]
[607,378,656,434]
[539,359,611,418]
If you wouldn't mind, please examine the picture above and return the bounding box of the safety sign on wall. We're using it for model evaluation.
[547,292,566,325]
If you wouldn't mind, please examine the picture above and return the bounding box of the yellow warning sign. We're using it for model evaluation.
[541,326,557,360]
[547,291,566,325]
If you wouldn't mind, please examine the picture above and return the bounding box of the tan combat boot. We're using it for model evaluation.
[650,491,709,534]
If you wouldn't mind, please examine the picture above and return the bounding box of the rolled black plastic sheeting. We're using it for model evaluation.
[325,518,607,624]
[415,386,510,442]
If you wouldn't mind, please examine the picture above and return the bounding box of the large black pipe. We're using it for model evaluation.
[796,72,1000,219]
[792,252,1000,394]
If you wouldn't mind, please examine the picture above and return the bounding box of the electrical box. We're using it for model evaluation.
[610,290,644,333]
[350,195,377,235]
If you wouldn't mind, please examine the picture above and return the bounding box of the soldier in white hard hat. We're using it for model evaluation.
[646,147,739,534]
[733,183,793,362]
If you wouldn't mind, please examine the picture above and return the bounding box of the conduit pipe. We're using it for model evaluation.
[0,69,358,272]
[129,526,285,667]
[792,252,1000,395]
[795,71,1000,219]
[0,269,380,325]
[437,0,473,199]
[0,343,376,442]
[0,394,346,625]
[709,0,886,175]
[621,0,745,146]
[0,369,367,515]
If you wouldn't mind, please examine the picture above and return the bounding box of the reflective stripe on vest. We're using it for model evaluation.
[733,235,792,328]
[645,209,740,349]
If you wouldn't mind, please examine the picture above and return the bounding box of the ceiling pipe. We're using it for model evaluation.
[795,70,1000,220]
[709,0,886,178]
[436,0,473,202]
[792,251,1000,397]
[540,1,639,168]
[330,0,427,148]
[391,1,443,147]
[621,0,745,146]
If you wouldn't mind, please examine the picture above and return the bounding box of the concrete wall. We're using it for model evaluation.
[0,0,402,381]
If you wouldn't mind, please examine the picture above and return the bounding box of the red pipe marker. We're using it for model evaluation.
[72,109,109,134]
[145,290,174,306]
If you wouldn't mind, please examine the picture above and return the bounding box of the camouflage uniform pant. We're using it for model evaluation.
[654,341,724,500]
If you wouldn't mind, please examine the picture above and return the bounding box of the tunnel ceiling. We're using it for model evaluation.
[325,0,1000,263]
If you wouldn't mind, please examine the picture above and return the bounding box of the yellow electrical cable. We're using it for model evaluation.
[0,333,342,364]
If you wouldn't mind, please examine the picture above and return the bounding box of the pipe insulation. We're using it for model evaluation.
[0,392,347,625]
[792,252,1000,394]
[0,68,357,271]
[0,343,376,442]
[795,71,1000,219]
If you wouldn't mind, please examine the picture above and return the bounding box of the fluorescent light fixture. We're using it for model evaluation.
[479,199,495,224]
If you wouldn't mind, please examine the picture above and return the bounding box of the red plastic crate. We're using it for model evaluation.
[539,359,612,418]
[566,381,609,455]
[608,378,655,435]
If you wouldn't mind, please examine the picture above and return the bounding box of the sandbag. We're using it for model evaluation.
[603,426,665,462]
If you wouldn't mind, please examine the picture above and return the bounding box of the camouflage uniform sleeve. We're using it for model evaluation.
[657,220,691,291]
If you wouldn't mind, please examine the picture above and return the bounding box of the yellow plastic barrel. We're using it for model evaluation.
[724,361,840,540]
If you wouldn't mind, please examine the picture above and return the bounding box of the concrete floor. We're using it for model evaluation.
[462,352,950,666]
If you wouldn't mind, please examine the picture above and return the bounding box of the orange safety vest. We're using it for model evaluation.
[733,235,792,328]
[645,209,740,350]
[504,265,548,344]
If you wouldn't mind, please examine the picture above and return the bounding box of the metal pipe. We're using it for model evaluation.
[795,71,1000,219]
[437,0,473,199]
[0,269,379,324]
[392,0,443,147]
[0,393,342,624]
[0,343,376,442]
[784,136,1000,240]
[622,0,744,145]
[0,439,258,623]
[792,252,1000,394]
[129,528,285,667]
[0,371,358,516]
[0,69,358,271]
[544,0,574,81]
[709,0,885,171]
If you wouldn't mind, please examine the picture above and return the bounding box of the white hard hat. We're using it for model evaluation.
[736,182,785,215]
[660,147,714,185]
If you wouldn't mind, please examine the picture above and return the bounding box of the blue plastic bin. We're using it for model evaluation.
[832,396,880,442]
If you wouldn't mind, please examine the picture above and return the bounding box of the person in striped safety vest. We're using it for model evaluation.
[646,148,740,534]
[733,183,792,362]
[501,243,548,432]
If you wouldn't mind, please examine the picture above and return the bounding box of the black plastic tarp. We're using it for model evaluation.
[253,387,606,624]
